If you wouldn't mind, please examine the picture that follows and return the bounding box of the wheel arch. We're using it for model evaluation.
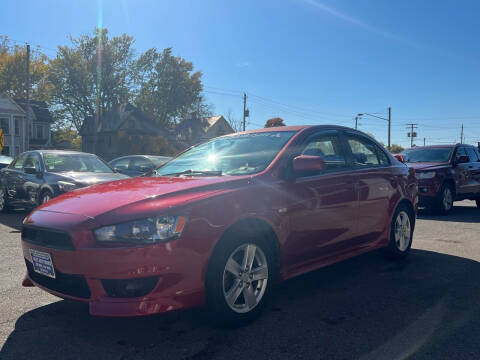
[205,217,282,283]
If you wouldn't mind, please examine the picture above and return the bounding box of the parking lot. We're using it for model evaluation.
[1,201,480,360]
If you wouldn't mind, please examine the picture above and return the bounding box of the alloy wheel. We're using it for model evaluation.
[222,243,269,314]
[394,211,411,252]
[443,187,453,212]
[41,193,51,204]
[0,188,5,210]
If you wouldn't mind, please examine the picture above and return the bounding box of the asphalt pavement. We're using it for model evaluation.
[1,201,480,360]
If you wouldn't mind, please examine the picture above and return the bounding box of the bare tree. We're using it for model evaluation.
[225,109,242,132]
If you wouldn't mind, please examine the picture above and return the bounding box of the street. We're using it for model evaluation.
[1,201,480,360]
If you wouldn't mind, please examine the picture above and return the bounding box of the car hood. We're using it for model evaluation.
[57,172,129,185]
[406,162,449,171]
[37,176,242,218]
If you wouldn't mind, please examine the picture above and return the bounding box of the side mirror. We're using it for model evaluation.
[393,154,405,163]
[24,167,38,175]
[292,155,325,173]
[456,155,470,164]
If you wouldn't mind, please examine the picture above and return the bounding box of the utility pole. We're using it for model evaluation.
[355,116,358,130]
[406,123,418,148]
[423,137,426,146]
[242,93,247,132]
[387,107,391,150]
[460,124,464,144]
[26,44,30,152]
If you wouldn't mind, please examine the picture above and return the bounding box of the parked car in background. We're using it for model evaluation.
[109,155,172,177]
[0,150,128,211]
[21,126,417,325]
[402,144,480,214]
[0,155,13,169]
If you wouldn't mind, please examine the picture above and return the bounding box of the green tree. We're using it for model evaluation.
[133,47,208,127]
[48,29,136,131]
[0,36,51,101]
[264,117,286,128]
[389,144,404,153]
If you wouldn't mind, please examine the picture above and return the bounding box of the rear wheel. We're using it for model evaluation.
[434,183,454,215]
[382,203,414,259]
[206,233,277,327]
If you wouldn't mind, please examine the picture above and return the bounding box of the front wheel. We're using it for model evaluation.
[0,187,13,213]
[382,204,414,259]
[38,190,53,206]
[434,183,454,215]
[206,234,276,327]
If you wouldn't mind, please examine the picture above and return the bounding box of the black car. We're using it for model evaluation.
[108,155,171,177]
[0,150,128,211]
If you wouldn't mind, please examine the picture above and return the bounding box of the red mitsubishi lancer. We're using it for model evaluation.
[21,126,417,325]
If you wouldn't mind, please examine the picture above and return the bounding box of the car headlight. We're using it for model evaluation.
[94,215,187,244]
[58,181,78,192]
[417,171,436,179]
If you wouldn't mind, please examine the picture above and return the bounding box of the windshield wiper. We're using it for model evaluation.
[160,169,223,177]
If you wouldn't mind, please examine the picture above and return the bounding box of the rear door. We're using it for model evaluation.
[283,130,358,273]
[344,132,396,246]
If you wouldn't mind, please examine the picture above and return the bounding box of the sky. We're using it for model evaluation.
[2,0,480,148]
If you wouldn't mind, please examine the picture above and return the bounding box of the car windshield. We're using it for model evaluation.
[403,147,454,163]
[156,131,295,176]
[43,153,113,173]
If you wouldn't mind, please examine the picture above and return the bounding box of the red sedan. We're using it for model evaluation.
[21,126,418,325]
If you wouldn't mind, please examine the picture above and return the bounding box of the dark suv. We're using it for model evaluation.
[402,144,480,214]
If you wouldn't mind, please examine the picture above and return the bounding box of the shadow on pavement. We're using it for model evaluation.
[0,210,29,232]
[418,204,480,223]
[2,249,480,360]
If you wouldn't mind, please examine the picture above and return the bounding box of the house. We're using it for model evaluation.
[80,103,172,161]
[175,115,234,149]
[14,98,53,150]
[0,93,52,157]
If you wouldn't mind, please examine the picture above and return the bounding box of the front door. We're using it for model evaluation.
[283,131,358,276]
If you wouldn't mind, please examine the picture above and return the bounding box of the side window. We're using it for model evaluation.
[455,147,467,161]
[347,135,390,167]
[299,133,346,175]
[132,157,153,172]
[474,148,480,162]
[12,154,28,170]
[24,154,41,171]
[110,158,130,171]
[465,147,478,162]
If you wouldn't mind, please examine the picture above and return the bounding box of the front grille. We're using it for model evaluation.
[26,260,91,299]
[22,226,75,251]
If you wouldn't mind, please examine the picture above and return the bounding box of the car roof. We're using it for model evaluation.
[227,125,363,136]
[34,150,97,156]
[109,155,170,162]
[404,144,457,150]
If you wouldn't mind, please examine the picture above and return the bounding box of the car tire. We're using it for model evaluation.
[38,190,53,206]
[205,231,277,327]
[381,203,414,260]
[0,187,13,213]
[433,183,454,215]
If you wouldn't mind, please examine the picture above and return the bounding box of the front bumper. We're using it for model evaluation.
[21,211,206,317]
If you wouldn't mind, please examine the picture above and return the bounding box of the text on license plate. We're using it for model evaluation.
[30,249,56,279]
